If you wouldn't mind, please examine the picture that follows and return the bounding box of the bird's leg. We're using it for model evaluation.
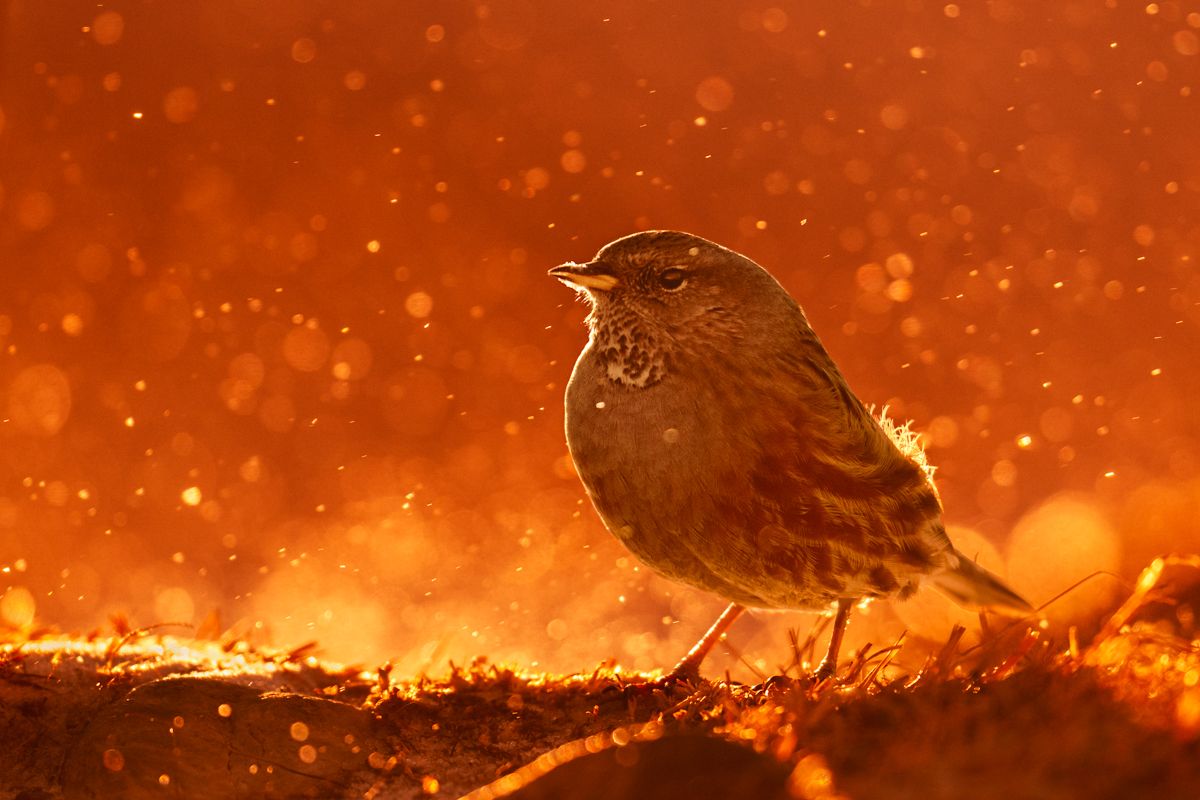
[665,602,745,683]
[814,598,853,681]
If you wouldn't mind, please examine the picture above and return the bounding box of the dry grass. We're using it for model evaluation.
[1,557,1198,799]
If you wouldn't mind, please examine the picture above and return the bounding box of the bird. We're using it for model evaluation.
[549,230,1033,683]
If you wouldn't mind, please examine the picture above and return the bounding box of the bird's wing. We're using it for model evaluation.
[696,351,952,606]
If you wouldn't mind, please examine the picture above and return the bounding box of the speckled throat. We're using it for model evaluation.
[588,305,668,388]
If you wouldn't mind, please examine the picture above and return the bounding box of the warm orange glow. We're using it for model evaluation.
[0,2,1195,685]
[1007,495,1122,623]
[0,587,36,628]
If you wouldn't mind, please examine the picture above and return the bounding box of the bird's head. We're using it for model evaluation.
[548,230,800,340]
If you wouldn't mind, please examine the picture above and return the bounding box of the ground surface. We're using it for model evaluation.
[2,556,1198,800]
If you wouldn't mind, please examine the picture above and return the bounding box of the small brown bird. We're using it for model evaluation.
[550,231,1033,681]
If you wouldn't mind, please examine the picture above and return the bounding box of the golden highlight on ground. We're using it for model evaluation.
[2,2,1199,798]
[2,556,1199,798]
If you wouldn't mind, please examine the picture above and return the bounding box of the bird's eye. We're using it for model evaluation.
[658,268,687,291]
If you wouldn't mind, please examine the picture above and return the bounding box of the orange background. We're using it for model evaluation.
[1,1,1198,677]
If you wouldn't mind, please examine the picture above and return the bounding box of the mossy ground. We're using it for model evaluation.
[2,558,1198,799]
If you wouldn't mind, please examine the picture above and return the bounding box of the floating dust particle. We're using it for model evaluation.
[61,313,84,335]
[880,104,909,130]
[885,252,914,277]
[762,7,788,32]
[886,279,912,302]
[282,325,331,372]
[0,586,36,627]
[1174,30,1199,56]
[560,149,586,173]
[991,459,1017,487]
[291,38,317,63]
[695,76,734,111]
[91,10,124,45]
[290,721,309,741]
[524,167,550,191]
[102,748,125,772]
[405,292,433,319]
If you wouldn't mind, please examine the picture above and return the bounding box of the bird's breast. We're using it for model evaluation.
[564,346,722,549]
[560,342,840,613]
[567,350,704,487]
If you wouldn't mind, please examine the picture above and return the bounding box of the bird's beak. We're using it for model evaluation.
[547,261,619,292]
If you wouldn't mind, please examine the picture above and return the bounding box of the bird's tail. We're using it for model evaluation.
[929,548,1035,617]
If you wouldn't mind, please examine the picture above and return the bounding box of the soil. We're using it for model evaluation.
[2,556,1198,800]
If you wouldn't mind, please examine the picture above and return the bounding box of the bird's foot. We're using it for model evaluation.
[752,662,839,695]
[621,665,702,699]
[609,671,702,717]
[754,674,795,695]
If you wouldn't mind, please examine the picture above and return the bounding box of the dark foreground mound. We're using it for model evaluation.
[3,556,1198,799]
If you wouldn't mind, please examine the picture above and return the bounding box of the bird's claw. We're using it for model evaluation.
[646,669,701,693]
[753,664,838,695]
[615,667,704,704]
[753,674,795,695]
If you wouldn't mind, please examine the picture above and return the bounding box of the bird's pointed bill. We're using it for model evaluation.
[548,262,619,292]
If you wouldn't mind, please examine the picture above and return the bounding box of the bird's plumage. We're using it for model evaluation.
[555,230,1031,621]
